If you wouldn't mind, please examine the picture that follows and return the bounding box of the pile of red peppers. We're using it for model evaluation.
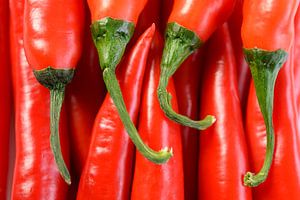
[1,0,300,199]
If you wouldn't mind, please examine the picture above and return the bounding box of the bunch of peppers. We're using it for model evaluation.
[1,0,300,199]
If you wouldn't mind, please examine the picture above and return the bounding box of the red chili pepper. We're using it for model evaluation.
[198,23,252,199]
[246,51,300,198]
[10,0,70,199]
[77,25,155,199]
[127,0,161,51]
[0,0,11,198]
[294,7,300,116]
[135,0,161,37]
[66,4,106,176]
[88,0,172,163]
[241,0,299,187]
[161,0,173,32]
[228,0,250,111]
[173,48,203,199]
[157,0,236,130]
[131,32,184,200]
[23,0,85,184]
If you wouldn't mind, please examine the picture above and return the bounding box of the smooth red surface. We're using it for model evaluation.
[198,24,252,200]
[0,0,11,198]
[88,0,147,24]
[131,33,184,200]
[66,3,106,176]
[294,7,300,118]
[246,52,300,199]
[77,25,155,200]
[242,0,298,51]
[134,0,161,40]
[10,0,70,199]
[161,0,173,32]
[24,0,84,70]
[228,0,250,111]
[173,49,203,200]
[168,0,235,41]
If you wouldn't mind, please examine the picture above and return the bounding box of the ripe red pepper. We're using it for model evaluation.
[131,32,184,200]
[228,0,250,111]
[241,0,299,186]
[88,0,172,163]
[66,4,106,176]
[157,0,235,130]
[23,0,85,184]
[173,49,203,199]
[161,0,173,32]
[0,0,11,198]
[10,0,70,199]
[134,0,161,38]
[246,52,300,198]
[77,25,155,199]
[198,23,252,199]
[294,7,300,116]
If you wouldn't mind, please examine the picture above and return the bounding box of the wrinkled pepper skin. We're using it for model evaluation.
[10,0,70,199]
[241,0,299,187]
[245,52,300,199]
[131,32,184,200]
[198,23,252,200]
[66,3,106,176]
[228,0,250,111]
[0,0,11,198]
[88,0,172,164]
[173,49,203,200]
[77,25,155,200]
[23,0,85,184]
[157,0,236,130]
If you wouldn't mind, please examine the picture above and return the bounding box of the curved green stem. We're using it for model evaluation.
[158,68,215,130]
[243,48,288,187]
[91,17,172,164]
[50,87,71,185]
[158,22,215,130]
[103,68,172,163]
[33,67,74,185]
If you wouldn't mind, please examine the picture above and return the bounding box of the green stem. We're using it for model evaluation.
[243,48,288,187]
[158,68,215,130]
[103,68,172,163]
[33,67,74,185]
[50,87,71,185]
[158,22,215,130]
[91,17,172,164]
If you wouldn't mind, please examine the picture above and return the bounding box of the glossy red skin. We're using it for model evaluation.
[88,0,147,24]
[173,49,203,200]
[0,0,11,198]
[131,33,184,200]
[228,0,250,112]
[134,0,161,38]
[294,7,300,118]
[242,0,298,51]
[161,0,173,32]
[246,52,300,199]
[10,0,70,199]
[198,24,252,200]
[168,0,235,41]
[66,4,106,176]
[77,25,154,200]
[24,0,84,70]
